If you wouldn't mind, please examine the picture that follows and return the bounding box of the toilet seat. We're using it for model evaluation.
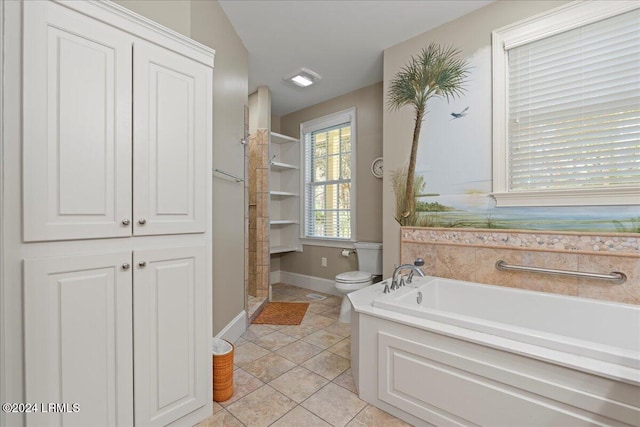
[335,270,372,284]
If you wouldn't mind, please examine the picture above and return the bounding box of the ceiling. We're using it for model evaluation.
[218,0,494,116]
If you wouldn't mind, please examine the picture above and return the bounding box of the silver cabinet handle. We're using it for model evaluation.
[138,261,147,267]
[122,263,130,270]
[122,219,131,226]
[138,218,147,225]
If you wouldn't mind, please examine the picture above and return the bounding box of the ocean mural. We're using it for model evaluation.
[410,46,639,233]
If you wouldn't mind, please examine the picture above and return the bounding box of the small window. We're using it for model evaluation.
[301,108,356,241]
[492,2,640,207]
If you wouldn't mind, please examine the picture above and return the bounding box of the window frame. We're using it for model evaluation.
[300,107,357,245]
[491,1,640,207]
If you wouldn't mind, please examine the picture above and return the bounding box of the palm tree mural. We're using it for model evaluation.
[388,43,470,225]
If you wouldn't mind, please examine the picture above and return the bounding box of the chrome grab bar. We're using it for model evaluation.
[495,260,627,285]
[213,168,244,182]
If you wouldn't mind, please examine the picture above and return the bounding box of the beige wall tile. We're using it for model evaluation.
[257,218,269,242]
[434,245,476,281]
[475,248,522,288]
[400,243,437,276]
[520,251,578,296]
[578,254,640,304]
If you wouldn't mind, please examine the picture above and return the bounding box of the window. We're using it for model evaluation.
[492,2,640,207]
[301,108,356,241]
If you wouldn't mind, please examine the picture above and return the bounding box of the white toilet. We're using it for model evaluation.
[335,242,383,323]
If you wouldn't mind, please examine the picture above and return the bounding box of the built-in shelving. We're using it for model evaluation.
[270,219,298,225]
[269,245,299,254]
[271,132,299,144]
[269,131,302,254]
[270,190,298,197]
[270,161,299,171]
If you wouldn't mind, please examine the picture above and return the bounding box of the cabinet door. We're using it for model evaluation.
[133,41,211,236]
[23,1,133,241]
[133,246,208,426]
[24,252,134,427]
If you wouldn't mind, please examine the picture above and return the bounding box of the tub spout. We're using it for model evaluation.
[392,264,425,289]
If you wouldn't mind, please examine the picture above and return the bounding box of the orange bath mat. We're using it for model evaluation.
[252,302,309,325]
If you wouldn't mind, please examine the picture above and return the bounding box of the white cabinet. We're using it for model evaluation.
[24,252,134,427]
[269,132,302,254]
[133,42,210,236]
[18,1,214,426]
[133,247,207,426]
[24,247,207,427]
[23,1,133,242]
[23,1,210,242]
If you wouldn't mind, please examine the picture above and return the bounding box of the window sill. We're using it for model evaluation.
[300,238,356,249]
[491,187,640,207]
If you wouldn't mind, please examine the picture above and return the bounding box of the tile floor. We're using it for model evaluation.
[198,283,411,427]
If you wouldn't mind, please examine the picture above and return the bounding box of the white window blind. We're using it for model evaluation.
[507,8,640,193]
[303,115,354,240]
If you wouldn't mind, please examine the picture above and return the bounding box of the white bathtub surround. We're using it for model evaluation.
[349,277,640,426]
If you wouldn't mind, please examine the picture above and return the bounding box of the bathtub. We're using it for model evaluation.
[349,276,640,427]
[373,276,640,370]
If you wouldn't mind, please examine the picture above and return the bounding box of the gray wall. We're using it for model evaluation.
[382,0,570,278]
[278,82,383,280]
[116,0,249,335]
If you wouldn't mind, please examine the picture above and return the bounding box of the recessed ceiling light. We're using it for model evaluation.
[291,75,314,87]
[284,68,321,88]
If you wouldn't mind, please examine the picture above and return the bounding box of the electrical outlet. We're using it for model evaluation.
[321,257,327,267]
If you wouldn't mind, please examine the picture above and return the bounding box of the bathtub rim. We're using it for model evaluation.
[349,281,640,386]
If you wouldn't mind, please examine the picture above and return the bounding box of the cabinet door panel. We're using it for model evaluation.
[23,1,133,241]
[133,246,207,426]
[134,42,211,235]
[24,252,134,427]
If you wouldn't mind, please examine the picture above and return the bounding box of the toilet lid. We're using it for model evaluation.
[336,271,372,284]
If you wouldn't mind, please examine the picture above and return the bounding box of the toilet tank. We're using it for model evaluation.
[354,242,383,275]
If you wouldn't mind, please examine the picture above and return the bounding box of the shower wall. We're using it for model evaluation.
[248,128,270,299]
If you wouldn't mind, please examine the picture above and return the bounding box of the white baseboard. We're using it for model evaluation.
[274,271,341,297]
[214,310,246,344]
[270,269,281,285]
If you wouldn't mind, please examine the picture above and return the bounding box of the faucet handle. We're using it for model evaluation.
[399,277,405,287]
[383,283,390,294]
[407,271,414,284]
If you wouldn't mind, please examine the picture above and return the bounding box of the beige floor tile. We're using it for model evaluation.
[252,331,298,351]
[219,368,264,407]
[307,303,334,314]
[226,385,296,427]
[234,341,270,366]
[346,404,413,427]
[302,383,366,427]
[243,324,277,341]
[303,330,344,349]
[327,338,351,359]
[212,401,223,413]
[278,324,319,339]
[197,409,244,427]
[241,352,297,382]
[301,314,337,329]
[275,340,324,364]
[321,305,341,318]
[269,366,330,403]
[270,406,331,427]
[302,351,350,380]
[235,336,248,346]
[333,368,357,393]
[323,321,351,337]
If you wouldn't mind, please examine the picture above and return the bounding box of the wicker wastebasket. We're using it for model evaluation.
[212,339,234,402]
